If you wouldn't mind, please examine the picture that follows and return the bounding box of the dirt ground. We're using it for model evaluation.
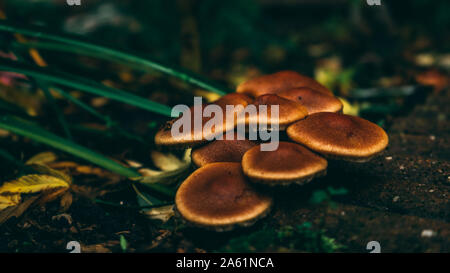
[1,88,449,253]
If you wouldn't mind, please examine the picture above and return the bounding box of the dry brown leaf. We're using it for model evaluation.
[59,192,73,212]
[0,194,40,224]
[142,205,174,222]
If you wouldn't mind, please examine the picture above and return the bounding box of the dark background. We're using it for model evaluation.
[0,0,448,253]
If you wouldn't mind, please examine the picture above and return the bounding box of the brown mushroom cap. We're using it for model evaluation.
[239,94,308,130]
[175,162,272,231]
[286,112,389,162]
[242,142,327,186]
[192,133,257,167]
[277,87,343,114]
[155,93,250,148]
[213,93,253,106]
[236,70,332,98]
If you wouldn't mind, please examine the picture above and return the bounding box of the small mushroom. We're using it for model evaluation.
[242,142,327,186]
[154,93,250,148]
[175,162,272,231]
[236,70,332,98]
[286,112,389,162]
[277,87,343,114]
[239,94,308,130]
[191,133,257,167]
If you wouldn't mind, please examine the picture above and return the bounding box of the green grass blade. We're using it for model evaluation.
[0,149,23,167]
[0,115,137,177]
[51,86,110,123]
[0,115,174,197]
[51,87,145,143]
[0,59,172,116]
[41,86,73,140]
[0,21,230,96]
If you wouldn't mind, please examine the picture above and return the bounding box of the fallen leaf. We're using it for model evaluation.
[25,151,58,165]
[141,205,175,222]
[151,151,185,171]
[0,194,20,210]
[125,159,143,168]
[0,194,40,224]
[415,70,449,93]
[138,168,163,177]
[136,149,192,186]
[59,191,73,212]
[27,164,72,184]
[337,97,360,116]
[0,174,69,195]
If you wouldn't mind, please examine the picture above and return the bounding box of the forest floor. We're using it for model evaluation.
[1,88,449,253]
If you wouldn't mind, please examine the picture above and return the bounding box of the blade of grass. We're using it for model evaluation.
[51,86,110,123]
[0,20,230,96]
[41,86,72,140]
[6,31,73,140]
[10,40,146,143]
[12,41,152,73]
[0,115,174,197]
[51,87,145,143]
[0,59,172,116]
[0,148,23,167]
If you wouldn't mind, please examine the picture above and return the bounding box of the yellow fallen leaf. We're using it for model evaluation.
[0,194,40,224]
[0,194,21,210]
[25,151,58,165]
[125,159,143,169]
[28,164,72,184]
[0,174,69,195]
[337,97,360,116]
[151,151,186,171]
[137,149,192,185]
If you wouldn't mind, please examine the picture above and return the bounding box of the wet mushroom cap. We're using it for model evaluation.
[154,104,209,148]
[242,142,328,186]
[236,70,332,98]
[192,133,257,167]
[239,94,308,130]
[277,87,343,114]
[155,93,251,148]
[213,93,253,106]
[175,162,272,230]
[286,112,389,162]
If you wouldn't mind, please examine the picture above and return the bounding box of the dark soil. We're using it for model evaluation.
[1,89,449,253]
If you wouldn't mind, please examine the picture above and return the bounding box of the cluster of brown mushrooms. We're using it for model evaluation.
[155,71,389,231]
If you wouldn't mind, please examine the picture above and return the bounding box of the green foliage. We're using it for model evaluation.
[221,223,342,253]
[120,235,128,253]
[0,20,230,96]
[0,59,173,117]
[309,186,348,208]
[0,115,174,197]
